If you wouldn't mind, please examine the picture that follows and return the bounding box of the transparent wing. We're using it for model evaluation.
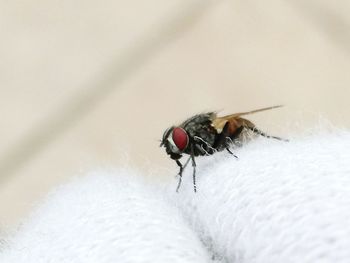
[211,105,283,132]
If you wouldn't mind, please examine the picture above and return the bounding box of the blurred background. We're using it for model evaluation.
[1,0,350,229]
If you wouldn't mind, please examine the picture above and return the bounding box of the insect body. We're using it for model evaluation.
[160,105,286,192]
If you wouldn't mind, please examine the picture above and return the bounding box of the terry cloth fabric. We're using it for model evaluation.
[0,169,212,263]
[171,131,350,263]
[2,131,350,263]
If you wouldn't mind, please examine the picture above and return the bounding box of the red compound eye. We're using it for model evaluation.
[172,127,189,151]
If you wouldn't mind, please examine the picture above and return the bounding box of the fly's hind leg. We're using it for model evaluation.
[225,144,238,158]
[248,126,288,141]
[240,118,288,142]
[213,123,242,158]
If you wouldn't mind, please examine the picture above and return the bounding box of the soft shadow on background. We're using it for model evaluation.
[0,0,349,228]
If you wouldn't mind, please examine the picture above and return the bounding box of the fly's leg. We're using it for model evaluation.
[248,126,288,142]
[175,157,191,192]
[190,145,197,193]
[183,156,191,169]
[213,123,242,159]
[225,146,238,159]
[225,137,238,158]
[175,160,183,192]
[239,118,288,142]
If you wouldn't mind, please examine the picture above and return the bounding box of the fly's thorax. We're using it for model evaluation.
[185,124,217,147]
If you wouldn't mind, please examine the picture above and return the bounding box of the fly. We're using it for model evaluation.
[160,105,286,192]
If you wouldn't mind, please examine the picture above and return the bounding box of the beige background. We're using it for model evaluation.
[1,0,350,229]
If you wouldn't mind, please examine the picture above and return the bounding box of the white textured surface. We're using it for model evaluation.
[172,131,350,263]
[0,169,211,263]
[2,131,350,262]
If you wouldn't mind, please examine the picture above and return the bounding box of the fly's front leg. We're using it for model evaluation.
[190,145,197,193]
[175,157,191,192]
[175,160,183,192]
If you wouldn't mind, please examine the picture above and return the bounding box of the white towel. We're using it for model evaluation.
[2,131,350,263]
[171,131,350,263]
[0,169,212,262]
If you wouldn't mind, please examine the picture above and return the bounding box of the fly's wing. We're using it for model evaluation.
[211,105,283,133]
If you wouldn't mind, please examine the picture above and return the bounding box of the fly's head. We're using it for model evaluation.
[160,126,189,160]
